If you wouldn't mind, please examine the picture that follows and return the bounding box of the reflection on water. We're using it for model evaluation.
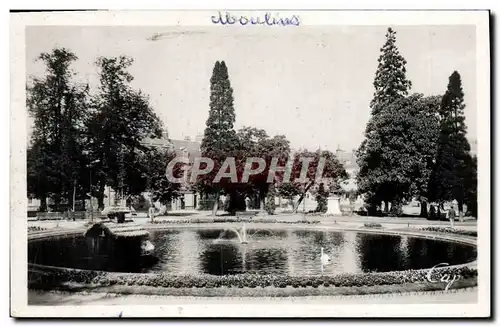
[28,228,477,275]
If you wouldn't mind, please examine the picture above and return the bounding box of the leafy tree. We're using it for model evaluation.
[357,94,440,217]
[315,182,328,213]
[264,183,277,215]
[234,127,291,210]
[27,48,89,210]
[198,61,238,215]
[144,148,183,211]
[427,71,472,215]
[276,181,302,210]
[288,149,348,212]
[87,56,162,208]
[405,95,442,217]
[357,27,412,215]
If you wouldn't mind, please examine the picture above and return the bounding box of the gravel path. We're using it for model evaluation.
[28,287,477,306]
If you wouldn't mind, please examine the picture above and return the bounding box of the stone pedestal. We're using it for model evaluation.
[326,196,341,215]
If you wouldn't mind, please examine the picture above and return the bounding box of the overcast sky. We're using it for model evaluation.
[26,25,477,152]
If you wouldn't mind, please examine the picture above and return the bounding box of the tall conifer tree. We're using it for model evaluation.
[370,27,412,116]
[357,27,412,215]
[428,71,472,215]
[199,61,237,215]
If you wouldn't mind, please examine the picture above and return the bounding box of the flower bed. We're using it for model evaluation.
[28,226,47,232]
[364,223,383,228]
[150,218,320,225]
[420,227,477,237]
[29,264,477,290]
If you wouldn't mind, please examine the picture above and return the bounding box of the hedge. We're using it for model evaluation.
[420,227,477,237]
[29,265,477,290]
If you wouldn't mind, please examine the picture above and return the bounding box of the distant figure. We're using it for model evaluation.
[148,206,155,222]
[448,205,457,229]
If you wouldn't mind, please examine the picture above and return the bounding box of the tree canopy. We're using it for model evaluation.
[27,48,89,210]
[27,49,170,211]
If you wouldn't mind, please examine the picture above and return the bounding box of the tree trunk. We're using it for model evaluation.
[293,181,314,213]
[227,191,238,216]
[53,194,61,211]
[97,183,105,210]
[457,198,464,222]
[389,198,403,217]
[40,197,47,212]
[367,202,378,216]
[457,199,464,214]
[212,190,220,216]
[420,200,428,218]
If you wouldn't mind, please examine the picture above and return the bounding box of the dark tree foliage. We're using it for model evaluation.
[463,155,477,217]
[198,61,238,214]
[277,182,302,201]
[370,27,412,116]
[427,71,473,215]
[357,94,440,217]
[87,56,163,208]
[235,127,291,209]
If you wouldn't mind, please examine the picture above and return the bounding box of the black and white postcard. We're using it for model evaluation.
[10,10,491,318]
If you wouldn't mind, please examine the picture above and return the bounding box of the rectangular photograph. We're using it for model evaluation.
[10,10,490,318]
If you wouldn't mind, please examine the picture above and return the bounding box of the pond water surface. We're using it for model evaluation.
[28,228,476,275]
